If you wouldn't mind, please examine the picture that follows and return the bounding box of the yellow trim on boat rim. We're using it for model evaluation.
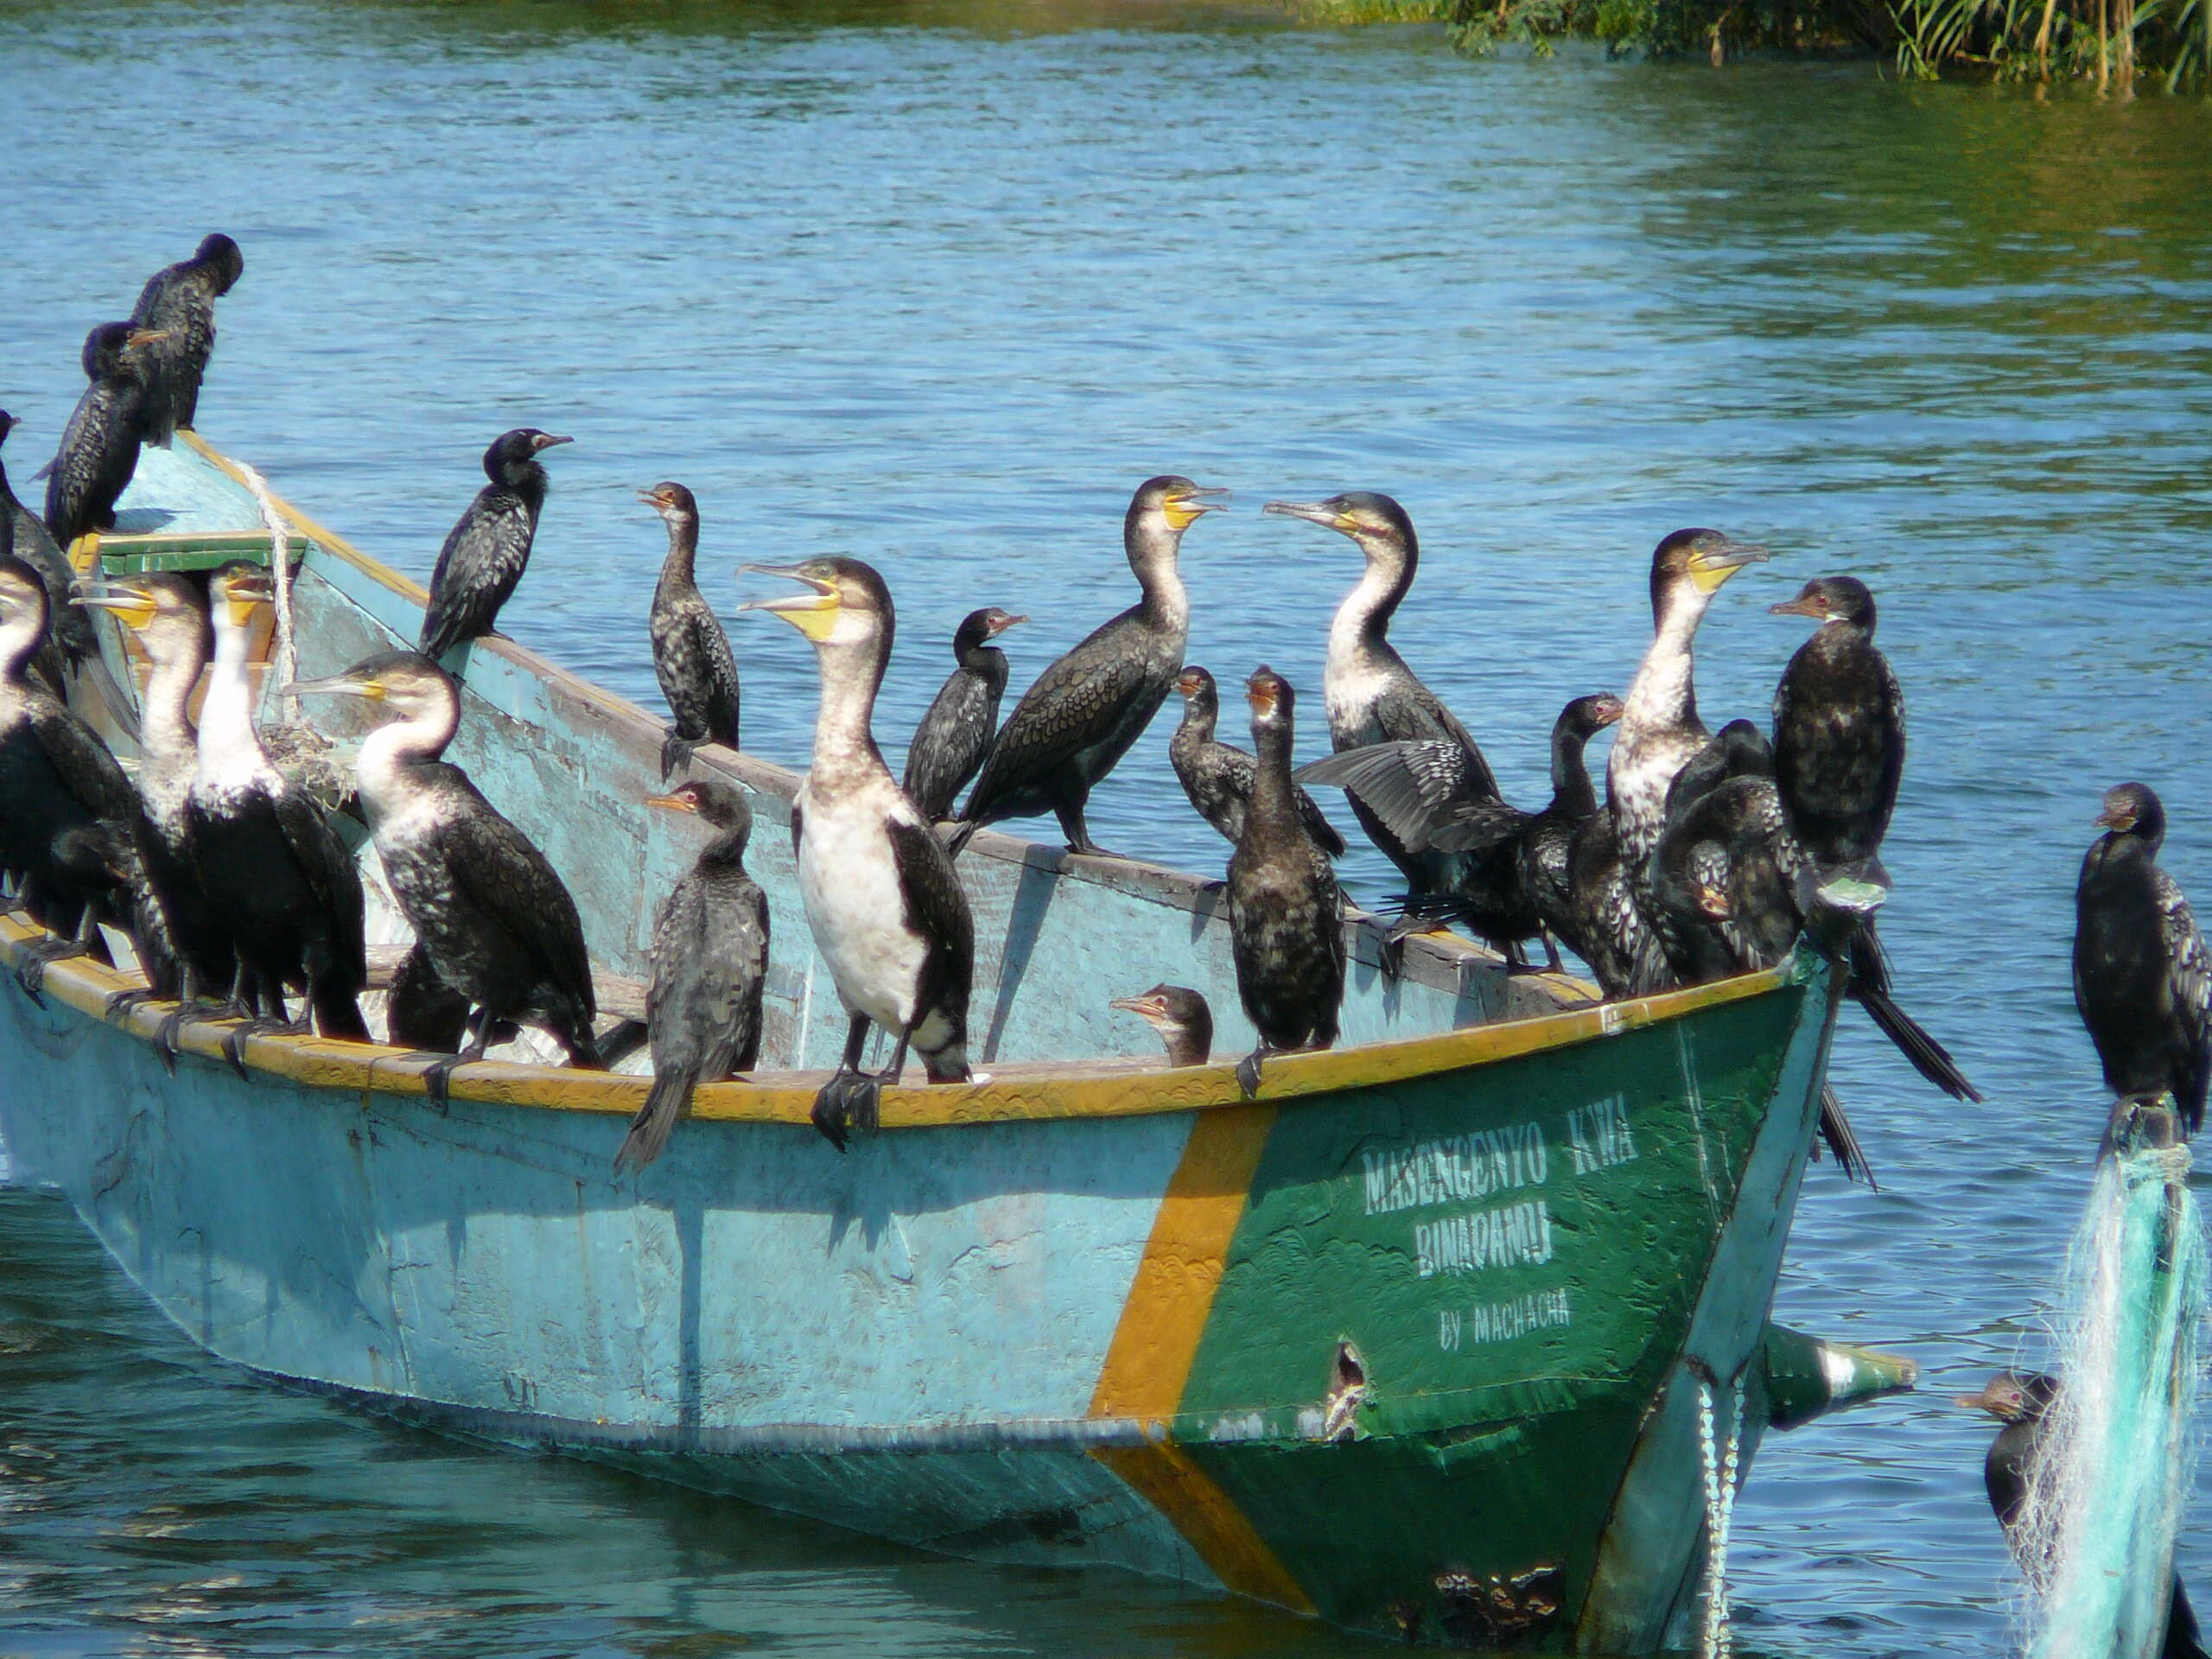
[0,911,1790,1124]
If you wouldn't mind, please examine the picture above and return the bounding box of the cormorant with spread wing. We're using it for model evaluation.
[419,428,572,664]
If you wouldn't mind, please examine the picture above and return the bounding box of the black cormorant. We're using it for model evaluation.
[187,563,367,1044]
[1171,665,1344,856]
[130,233,245,447]
[0,412,95,681]
[619,777,769,1173]
[1227,667,1344,1098]
[1518,694,1624,968]
[643,481,740,780]
[2075,783,2209,1135]
[44,321,165,550]
[1959,1371,2209,1658]
[1770,575,1903,870]
[419,428,572,664]
[285,650,601,1102]
[905,606,1024,822]
[1109,983,1214,1069]
[951,475,1223,857]
[743,557,973,1149]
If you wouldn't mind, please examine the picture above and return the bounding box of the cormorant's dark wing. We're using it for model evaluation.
[1371,685,1499,802]
[132,270,217,446]
[962,610,1159,819]
[887,813,973,1033]
[440,796,596,1020]
[269,787,367,981]
[45,384,137,546]
[2158,868,2210,1133]
[1295,741,1520,857]
[421,487,530,662]
[904,671,993,821]
[27,698,139,823]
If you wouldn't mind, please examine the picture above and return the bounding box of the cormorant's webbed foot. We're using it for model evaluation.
[810,1067,884,1153]
[219,1018,291,1080]
[660,729,696,783]
[16,936,90,1002]
[1236,1048,1270,1101]
[421,1056,464,1115]
[105,986,162,1022]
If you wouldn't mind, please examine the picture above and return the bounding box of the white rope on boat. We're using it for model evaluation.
[236,460,295,721]
[1697,1373,1741,1659]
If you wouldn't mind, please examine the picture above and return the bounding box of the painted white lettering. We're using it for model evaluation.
[1457,1287,1573,1346]
[1565,1094,1639,1176]
[1413,1199,1554,1278]
[1360,1121,1551,1216]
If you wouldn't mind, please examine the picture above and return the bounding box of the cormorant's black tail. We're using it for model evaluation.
[616,1068,693,1173]
[2166,1575,2209,1659]
[1850,982,1981,1103]
[1817,1084,1877,1189]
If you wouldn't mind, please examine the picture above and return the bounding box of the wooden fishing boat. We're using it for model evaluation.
[0,435,1911,1651]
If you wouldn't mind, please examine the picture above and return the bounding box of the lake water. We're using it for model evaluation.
[3,2,2212,1653]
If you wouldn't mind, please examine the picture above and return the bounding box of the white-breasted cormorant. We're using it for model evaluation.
[1227,667,1344,1098]
[188,563,368,1045]
[419,428,572,665]
[643,481,740,781]
[744,557,974,1149]
[0,413,95,682]
[285,651,601,1103]
[1109,983,1214,1069]
[1171,665,1344,855]
[1770,575,1903,870]
[44,321,167,550]
[2075,783,2209,1135]
[0,556,141,975]
[1959,1371,2209,1657]
[1266,491,1532,958]
[618,778,769,1173]
[904,606,1024,823]
[130,233,244,447]
[71,574,238,1046]
[950,475,1223,858]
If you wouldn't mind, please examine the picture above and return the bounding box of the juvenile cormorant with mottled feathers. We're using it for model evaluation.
[0,413,95,682]
[950,475,1223,858]
[904,606,1024,821]
[619,778,769,1173]
[287,651,600,1103]
[1109,984,1214,1069]
[640,481,740,779]
[1959,1372,2210,1658]
[419,428,572,664]
[1170,665,1344,855]
[1518,694,1624,967]
[130,233,245,446]
[1227,667,1344,1098]
[2075,782,2209,1135]
[1770,575,1903,870]
[746,557,973,1149]
[188,563,367,1046]
[44,321,166,550]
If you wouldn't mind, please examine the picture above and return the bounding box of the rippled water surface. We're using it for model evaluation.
[4,2,2212,1653]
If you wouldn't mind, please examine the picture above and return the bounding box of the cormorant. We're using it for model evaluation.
[1109,983,1214,1069]
[284,651,601,1102]
[188,563,368,1045]
[418,428,572,664]
[904,606,1024,822]
[619,778,769,1173]
[1171,665,1344,855]
[1265,491,1529,957]
[0,556,141,973]
[0,412,96,681]
[950,475,1224,857]
[743,558,973,1148]
[44,321,166,550]
[130,233,245,447]
[2075,783,2209,1135]
[1608,530,1770,890]
[643,481,740,780]
[1959,1371,2209,1658]
[1563,807,1669,999]
[1226,667,1344,1098]
[1518,694,1624,968]
[70,574,238,1046]
[1770,575,1903,870]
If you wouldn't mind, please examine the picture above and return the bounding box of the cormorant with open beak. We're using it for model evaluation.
[1171,664,1344,855]
[905,606,1024,822]
[44,321,168,549]
[1109,983,1214,1069]
[2075,783,2208,1135]
[951,475,1224,858]
[1227,667,1344,1098]
[620,778,769,1173]
[130,232,245,447]
[188,563,368,1048]
[644,481,740,780]
[286,652,597,1103]
[745,558,973,1148]
[419,428,572,665]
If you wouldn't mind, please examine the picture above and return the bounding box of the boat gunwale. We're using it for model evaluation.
[0,909,1794,1123]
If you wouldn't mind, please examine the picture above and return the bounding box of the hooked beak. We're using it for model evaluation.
[644,792,697,815]
[1262,499,1348,531]
[1110,992,1167,1020]
[283,672,385,702]
[1769,596,1829,620]
[1592,696,1625,728]
[2097,805,2137,832]
[1177,669,1205,696]
[124,328,171,351]
[740,563,841,641]
[1954,1376,2024,1421]
[68,581,156,628]
[1688,538,1770,594]
[1695,882,1732,920]
[1163,486,1230,531]
[531,433,574,452]
[986,613,1027,638]
[1245,679,1280,718]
